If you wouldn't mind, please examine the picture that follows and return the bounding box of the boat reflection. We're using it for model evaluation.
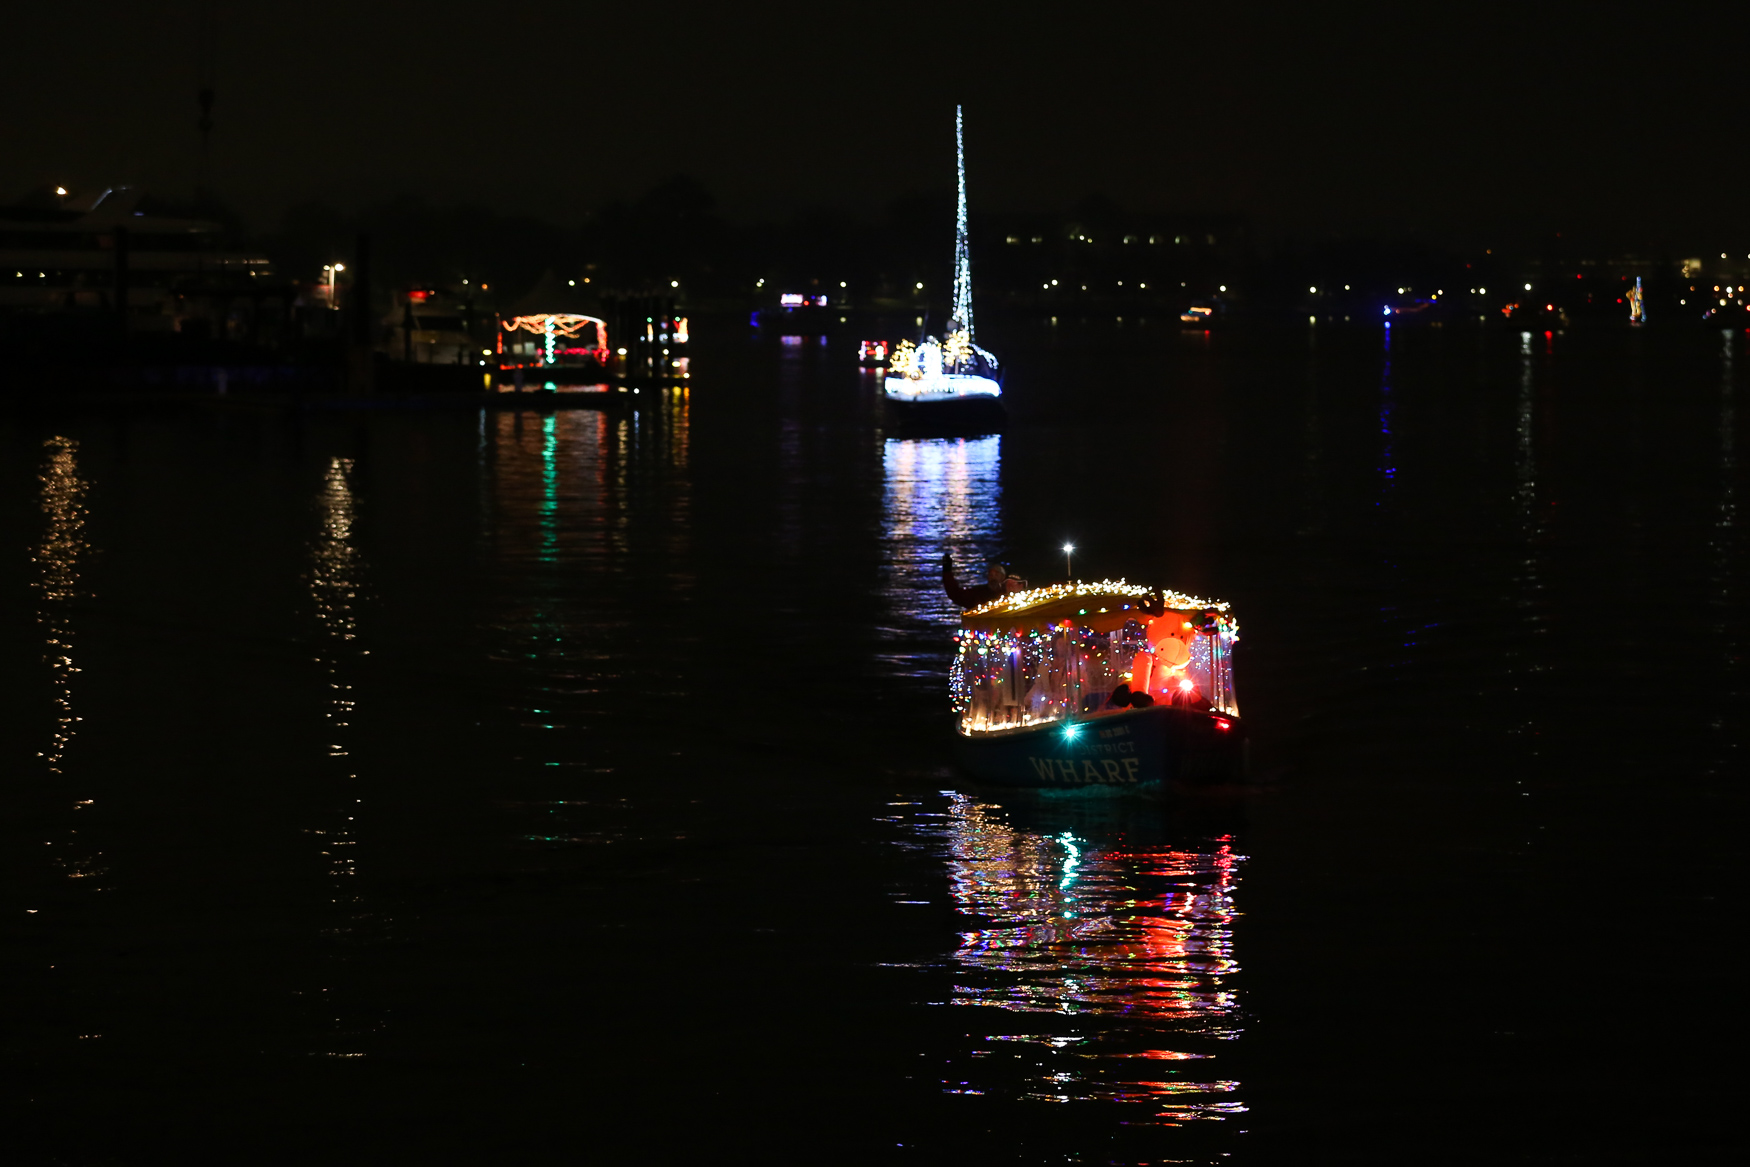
[487,392,691,573]
[878,435,1002,676]
[480,393,691,778]
[899,792,1247,1123]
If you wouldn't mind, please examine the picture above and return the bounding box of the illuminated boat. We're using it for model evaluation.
[883,106,1004,424]
[498,311,610,378]
[951,580,1246,790]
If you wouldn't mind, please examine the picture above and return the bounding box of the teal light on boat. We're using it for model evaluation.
[1062,722,1080,740]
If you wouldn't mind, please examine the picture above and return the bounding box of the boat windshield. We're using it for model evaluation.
[952,585,1239,735]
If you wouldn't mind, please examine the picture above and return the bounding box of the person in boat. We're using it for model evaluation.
[941,553,1013,607]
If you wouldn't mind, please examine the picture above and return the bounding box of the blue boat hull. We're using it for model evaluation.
[954,705,1246,790]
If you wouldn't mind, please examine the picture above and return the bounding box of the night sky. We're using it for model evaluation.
[6,2,1747,247]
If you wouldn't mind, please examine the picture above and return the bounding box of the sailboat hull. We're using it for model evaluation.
[883,393,1006,433]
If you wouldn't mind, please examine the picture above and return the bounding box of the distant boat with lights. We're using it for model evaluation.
[952,580,1245,790]
[883,106,1004,426]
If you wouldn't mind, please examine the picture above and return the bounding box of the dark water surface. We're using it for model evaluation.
[2,321,1742,1163]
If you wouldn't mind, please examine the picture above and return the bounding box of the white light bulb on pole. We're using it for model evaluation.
[1063,543,1075,579]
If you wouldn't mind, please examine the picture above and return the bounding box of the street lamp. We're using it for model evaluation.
[323,263,346,308]
[1063,542,1075,579]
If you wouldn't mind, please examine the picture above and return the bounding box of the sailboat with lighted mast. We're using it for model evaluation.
[884,106,1005,425]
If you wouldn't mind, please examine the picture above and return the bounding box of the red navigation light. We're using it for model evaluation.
[408,289,429,303]
[1214,718,1231,731]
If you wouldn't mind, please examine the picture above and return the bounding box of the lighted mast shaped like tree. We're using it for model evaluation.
[943,105,996,378]
[951,104,974,345]
[886,105,1000,387]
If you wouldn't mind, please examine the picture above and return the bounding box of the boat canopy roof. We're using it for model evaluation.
[960,579,1231,636]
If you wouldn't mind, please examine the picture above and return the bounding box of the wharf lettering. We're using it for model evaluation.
[1027,756,1143,784]
[1065,739,1137,758]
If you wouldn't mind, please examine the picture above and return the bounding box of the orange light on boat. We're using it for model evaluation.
[1131,652,1155,696]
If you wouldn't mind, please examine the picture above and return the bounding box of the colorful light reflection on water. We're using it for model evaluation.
[890,792,1247,1125]
[878,435,1002,676]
